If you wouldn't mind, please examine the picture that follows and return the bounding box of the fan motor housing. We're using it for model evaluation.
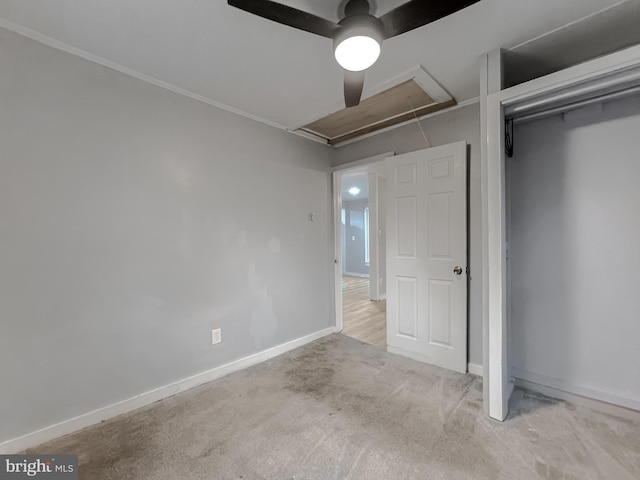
[343,0,372,17]
[334,14,385,46]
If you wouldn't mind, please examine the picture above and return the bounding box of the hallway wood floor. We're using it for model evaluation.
[342,275,386,348]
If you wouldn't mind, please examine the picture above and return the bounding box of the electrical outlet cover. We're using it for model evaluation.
[212,328,222,345]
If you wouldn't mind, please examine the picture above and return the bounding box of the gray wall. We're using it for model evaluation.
[508,98,640,406]
[0,29,333,443]
[343,199,370,276]
[332,104,483,366]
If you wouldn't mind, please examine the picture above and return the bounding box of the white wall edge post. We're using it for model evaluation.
[486,94,509,421]
[480,48,506,420]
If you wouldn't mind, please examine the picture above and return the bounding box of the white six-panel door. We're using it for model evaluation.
[386,141,467,373]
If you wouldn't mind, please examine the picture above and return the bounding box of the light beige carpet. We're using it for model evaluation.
[27,334,640,479]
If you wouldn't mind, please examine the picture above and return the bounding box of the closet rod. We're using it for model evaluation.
[506,66,640,117]
[512,84,640,125]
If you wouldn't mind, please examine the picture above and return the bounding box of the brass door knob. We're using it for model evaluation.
[453,266,463,275]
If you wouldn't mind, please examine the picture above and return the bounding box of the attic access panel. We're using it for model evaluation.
[297,75,456,146]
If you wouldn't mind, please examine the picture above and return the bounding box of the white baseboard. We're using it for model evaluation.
[467,363,483,377]
[0,327,336,454]
[514,378,640,422]
[507,380,515,400]
[343,272,369,278]
[512,368,640,413]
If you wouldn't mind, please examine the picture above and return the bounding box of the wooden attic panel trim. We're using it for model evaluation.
[302,79,435,140]
[328,99,457,145]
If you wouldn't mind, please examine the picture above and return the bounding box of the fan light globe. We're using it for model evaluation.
[334,35,381,72]
[334,14,384,73]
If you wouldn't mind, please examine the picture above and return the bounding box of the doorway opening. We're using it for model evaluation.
[334,142,468,367]
[341,174,386,347]
[334,158,389,349]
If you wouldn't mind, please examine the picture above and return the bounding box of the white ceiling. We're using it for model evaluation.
[0,0,637,134]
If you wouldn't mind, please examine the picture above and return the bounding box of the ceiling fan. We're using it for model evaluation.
[228,0,480,107]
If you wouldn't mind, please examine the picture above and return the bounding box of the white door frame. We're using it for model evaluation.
[482,44,640,421]
[333,153,394,332]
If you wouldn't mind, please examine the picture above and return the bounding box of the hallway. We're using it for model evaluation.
[342,275,386,348]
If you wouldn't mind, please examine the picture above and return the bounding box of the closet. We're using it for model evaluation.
[483,45,640,420]
[507,94,640,410]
